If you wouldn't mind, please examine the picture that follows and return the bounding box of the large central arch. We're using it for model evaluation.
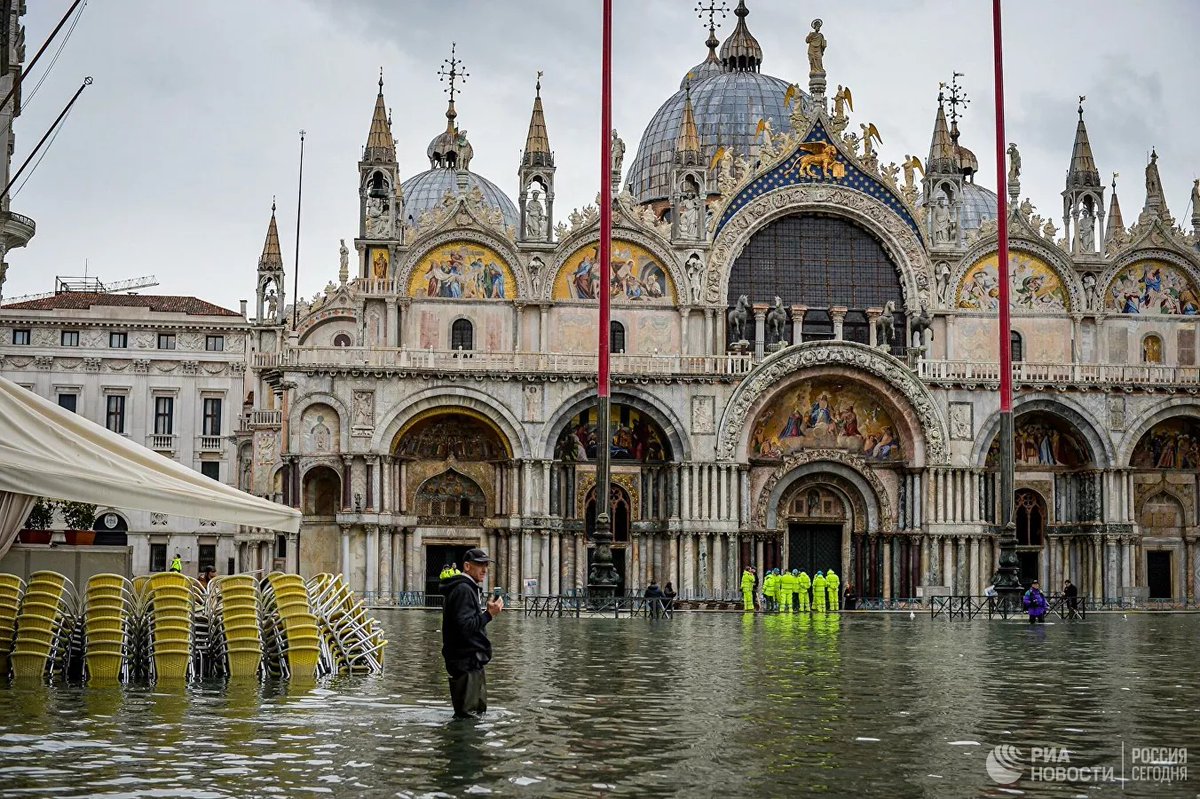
[717,340,949,465]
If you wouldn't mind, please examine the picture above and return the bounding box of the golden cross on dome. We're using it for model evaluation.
[438,42,468,105]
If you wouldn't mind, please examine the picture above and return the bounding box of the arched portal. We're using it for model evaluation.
[727,213,907,354]
[302,466,340,517]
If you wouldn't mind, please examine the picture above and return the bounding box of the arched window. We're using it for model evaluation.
[451,319,474,351]
[1015,489,1045,547]
[1011,330,1024,362]
[1142,334,1163,364]
[333,334,352,347]
[610,321,626,354]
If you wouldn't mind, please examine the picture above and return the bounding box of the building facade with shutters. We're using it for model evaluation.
[0,293,256,576]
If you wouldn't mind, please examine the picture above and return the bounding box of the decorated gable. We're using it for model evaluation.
[553,240,676,303]
[749,378,903,463]
[957,251,1069,312]
[409,241,515,300]
[1106,260,1200,315]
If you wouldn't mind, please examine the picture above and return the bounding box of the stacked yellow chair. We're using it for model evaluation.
[82,574,132,683]
[145,572,193,681]
[263,573,320,679]
[215,575,262,679]
[10,571,76,680]
[0,574,26,677]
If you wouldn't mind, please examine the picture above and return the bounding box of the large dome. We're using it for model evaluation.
[401,169,520,232]
[626,71,800,204]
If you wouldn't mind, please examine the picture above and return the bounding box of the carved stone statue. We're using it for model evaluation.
[1043,219,1057,239]
[679,192,701,239]
[717,148,736,194]
[266,289,278,320]
[685,253,704,304]
[932,197,953,245]
[365,196,390,238]
[610,129,625,176]
[727,294,751,344]
[877,300,896,346]
[1079,205,1095,251]
[526,189,547,239]
[805,19,826,76]
[339,239,349,283]
[1007,142,1022,184]
[1082,272,1097,309]
[1192,179,1200,221]
[529,256,544,295]
[832,84,852,118]
[901,154,923,192]
[766,296,788,344]
[935,263,952,306]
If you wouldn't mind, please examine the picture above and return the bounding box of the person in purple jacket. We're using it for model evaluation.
[1023,579,1048,624]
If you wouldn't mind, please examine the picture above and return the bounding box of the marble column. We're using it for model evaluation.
[669,534,681,592]
[379,525,391,596]
[393,527,405,592]
[704,308,714,356]
[713,533,725,597]
[574,532,587,594]
[969,536,980,596]
[683,533,695,596]
[790,305,807,345]
[538,304,550,353]
[866,307,882,347]
[752,304,768,359]
[882,536,892,600]
[340,524,352,585]
[631,533,642,592]
[830,306,848,341]
[679,308,690,356]
[943,537,955,595]
[550,531,561,594]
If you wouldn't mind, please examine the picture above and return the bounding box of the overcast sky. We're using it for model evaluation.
[5,0,1198,310]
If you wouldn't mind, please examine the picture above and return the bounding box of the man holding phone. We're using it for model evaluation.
[441,547,504,718]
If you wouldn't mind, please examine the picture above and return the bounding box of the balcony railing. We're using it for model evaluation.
[919,359,1200,387]
[148,434,176,451]
[249,410,282,427]
[198,435,223,452]
[353,277,398,296]
[254,347,753,377]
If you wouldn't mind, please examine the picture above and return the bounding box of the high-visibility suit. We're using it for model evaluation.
[170,556,182,573]
[741,568,756,611]
[796,570,811,611]
[812,571,828,612]
[763,570,778,612]
[779,570,797,611]
[826,569,841,611]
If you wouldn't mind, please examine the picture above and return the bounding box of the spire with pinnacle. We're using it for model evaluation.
[1105,172,1125,242]
[675,78,702,165]
[522,71,553,168]
[258,198,283,272]
[719,1,762,73]
[1066,96,1100,190]
[363,69,396,163]
[926,92,956,175]
[1139,148,1172,224]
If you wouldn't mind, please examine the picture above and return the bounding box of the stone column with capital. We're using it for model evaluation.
[339,524,352,585]
[679,307,690,357]
[830,306,848,341]
[752,303,768,359]
[365,524,379,595]
[704,308,715,357]
[341,455,354,511]
[790,305,807,345]
[538,304,550,354]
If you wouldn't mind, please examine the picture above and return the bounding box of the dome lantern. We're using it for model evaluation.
[718,0,762,74]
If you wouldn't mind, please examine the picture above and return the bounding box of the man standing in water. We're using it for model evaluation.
[441,548,503,718]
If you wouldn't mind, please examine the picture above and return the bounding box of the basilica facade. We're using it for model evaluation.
[241,2,1200,603]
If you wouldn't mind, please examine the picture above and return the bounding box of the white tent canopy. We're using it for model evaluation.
[0,375,299,559]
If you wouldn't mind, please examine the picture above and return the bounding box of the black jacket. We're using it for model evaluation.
[440,573,493,676]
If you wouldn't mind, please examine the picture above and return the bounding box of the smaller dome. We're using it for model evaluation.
[919,181,998,234]
[681,56,723,90]
[401,169,520,232]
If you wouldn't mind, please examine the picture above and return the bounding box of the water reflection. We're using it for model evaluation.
[0,613,1197,797]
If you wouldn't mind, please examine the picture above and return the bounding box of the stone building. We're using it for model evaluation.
[243,2,1200,602]
[0,292,253,575]
[0,0,35,298]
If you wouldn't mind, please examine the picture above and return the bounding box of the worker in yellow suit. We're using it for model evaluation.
[812,570,828,612]
[763,569,778,612]
[779,568,797,612]
[741,566,756,611]
[796,570,811,611]
[826,568,841,611]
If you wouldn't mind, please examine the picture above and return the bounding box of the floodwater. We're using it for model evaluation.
[1,612,1198,799]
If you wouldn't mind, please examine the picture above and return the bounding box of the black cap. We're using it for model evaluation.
[463,548,494,564]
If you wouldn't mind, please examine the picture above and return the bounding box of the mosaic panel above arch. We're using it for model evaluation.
[957,251,1070,312]
[1131,417,1200,469]
[749,378,904,464]
[408,240,515,300]
[1105,260,1200,315]
[552,240,677,304]
[393,409,512,461]
[554,403,672,463]
[985,411,1090,469]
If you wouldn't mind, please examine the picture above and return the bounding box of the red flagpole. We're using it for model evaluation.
[992,0,1020,593]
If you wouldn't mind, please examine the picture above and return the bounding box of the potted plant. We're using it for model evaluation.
[61,501,98,545]
[18,498,57,544]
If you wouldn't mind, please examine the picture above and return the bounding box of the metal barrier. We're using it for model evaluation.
[930,594,1088,620]
[524,594,675,618]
